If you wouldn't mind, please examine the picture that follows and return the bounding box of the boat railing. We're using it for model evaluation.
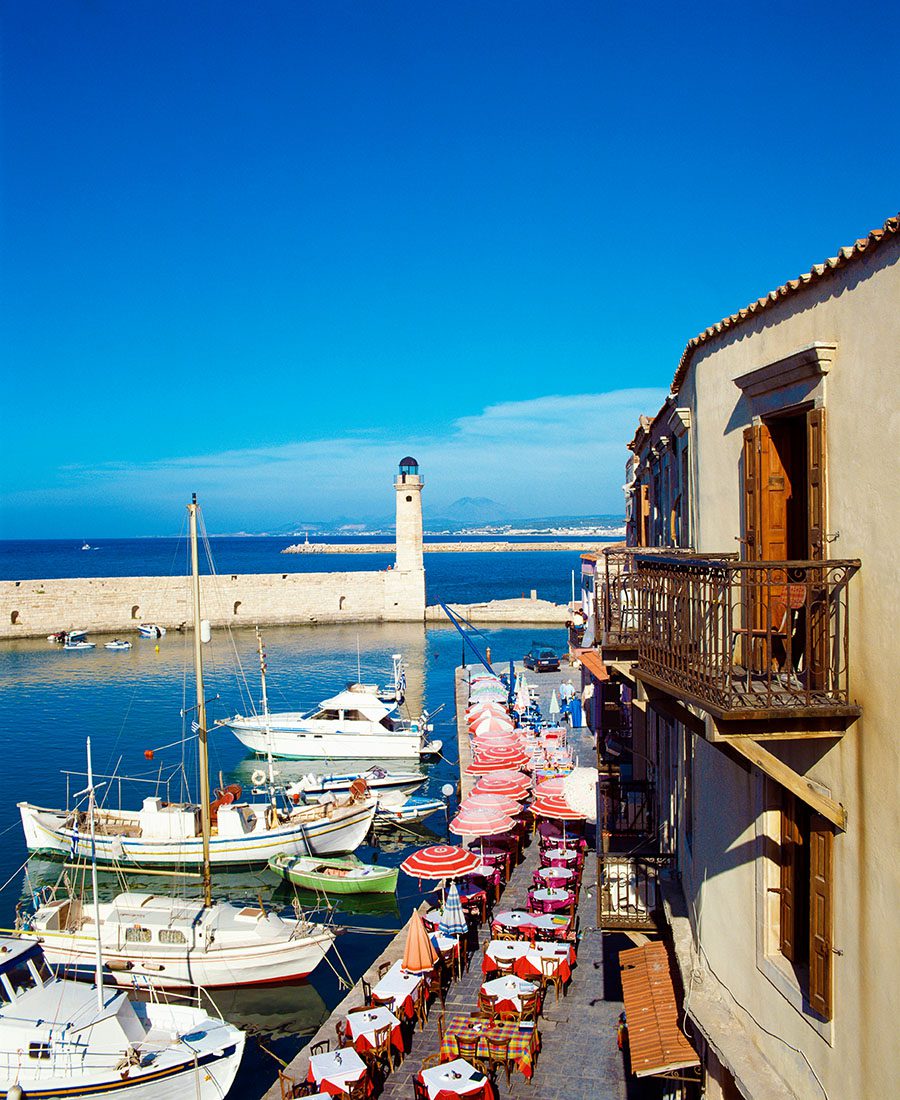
[62,765,186,812]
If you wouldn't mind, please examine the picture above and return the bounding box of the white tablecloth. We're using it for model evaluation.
[421,1058,489,1098]
[309,1048,367,1093]
[371,958,423,1014]
[346,1005,400,1045]
[536,865,573,882]
[485,939,570,973]
[481,974,539,1011]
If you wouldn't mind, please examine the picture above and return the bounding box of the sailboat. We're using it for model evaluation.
[26,498,338,989]
[1,739,245,1097]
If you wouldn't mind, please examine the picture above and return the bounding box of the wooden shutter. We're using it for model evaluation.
[809,816,834,1020]
[742,426,761,561]
[807,408,827,560]
[779,792,800,961]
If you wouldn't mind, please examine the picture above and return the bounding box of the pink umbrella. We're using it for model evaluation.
[466,754,530,775]
[472,731,524,748]
[530,793,585,821]
[400,844,485,880]
[463,792,523,816]
[534,777,566,797]
[473,772,531,799]
[473,746,530,767]
[470,715,515,735]
[466,701,508,717]
[449,804,515,838]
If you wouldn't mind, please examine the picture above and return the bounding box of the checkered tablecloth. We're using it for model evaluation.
[439,1014,539,1078]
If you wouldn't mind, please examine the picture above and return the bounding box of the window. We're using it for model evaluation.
[3,960,36,997]
[125,926,152,944]
[776,790,834,1020]
[29,1042,51,1060]
[159,929,187,945]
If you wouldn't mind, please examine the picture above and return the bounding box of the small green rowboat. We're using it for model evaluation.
[268,853,399,896]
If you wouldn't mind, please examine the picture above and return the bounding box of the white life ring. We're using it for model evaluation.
[251,769,267,787]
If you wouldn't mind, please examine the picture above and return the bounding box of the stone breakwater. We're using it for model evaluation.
[283,540,608,554]
[0,567,426,639]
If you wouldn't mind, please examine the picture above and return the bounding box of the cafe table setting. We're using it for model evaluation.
[491,908,573,940]
[533,865,574,889]
[343,1005,404,1056]
[370,959,424,1020]
[480,974,540,1013]
[417,1057,497,1100]
[482,938,575,983]
[307,1047,370,1097]
[440,1014,540,1079]
[527,886,575,914]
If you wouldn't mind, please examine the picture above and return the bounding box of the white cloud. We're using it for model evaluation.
[10,387,668,533]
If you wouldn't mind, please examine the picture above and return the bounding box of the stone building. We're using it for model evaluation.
[584,214,900,1098]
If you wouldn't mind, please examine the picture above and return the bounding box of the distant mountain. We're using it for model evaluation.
[435,497,512,525]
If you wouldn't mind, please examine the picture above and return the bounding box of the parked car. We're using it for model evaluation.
[523,644,560,672]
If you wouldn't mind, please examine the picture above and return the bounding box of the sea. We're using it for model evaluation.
[0,536,616,1093]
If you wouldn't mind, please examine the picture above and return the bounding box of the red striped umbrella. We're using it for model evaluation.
[529,793,585,821]
[463,792,523,816]
[473,745,530,765]
[400,844,485,880]
[469,714,515,735]
[473,772,531,799]
[472,731,524,748]
[534,777,566,797]
[466,702,509,721]
[449,804,515,838]
[466,754,530,775]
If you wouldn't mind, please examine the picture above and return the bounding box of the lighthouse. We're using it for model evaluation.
[395,456,424,572]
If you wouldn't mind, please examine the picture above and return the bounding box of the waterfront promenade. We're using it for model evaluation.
[268,662,642,1100]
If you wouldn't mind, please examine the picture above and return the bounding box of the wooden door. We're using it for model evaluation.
[806,408,828,688]
[808,815,833,1020]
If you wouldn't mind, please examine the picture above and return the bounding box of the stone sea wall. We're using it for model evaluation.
[284,540,609,554]
[0,568,426,638]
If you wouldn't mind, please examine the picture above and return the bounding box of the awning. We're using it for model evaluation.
[578,649,609,682]
[619,941,699,1078]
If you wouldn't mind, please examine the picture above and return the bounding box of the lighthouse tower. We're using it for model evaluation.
[383,457,425,619]
[395,457,424,571]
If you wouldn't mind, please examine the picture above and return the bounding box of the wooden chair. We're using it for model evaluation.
[494,954,516,976]
[278,1071,313,1099]
[436,1010,446,1042]
[519,988,542,1025]
[360,977,373,1005]
[413,980,428,1031]
[456,1033,481,1063]
[421,1052,443,1071]
[493,926,518,941]
[477,989,498,1022]
[309,1039,331,1056]
[487,1032,513,1088]
[338,1079,369,1100]
[366,1023,395,1074]
[335,1020,350,1049]
[377,960,393,979]
[539,954,564,1001]
[413,1078,430,1100]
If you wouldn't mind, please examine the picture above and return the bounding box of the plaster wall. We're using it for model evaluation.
[673,237,900,1097]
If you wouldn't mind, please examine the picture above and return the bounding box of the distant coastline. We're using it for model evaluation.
[283,540,618,554]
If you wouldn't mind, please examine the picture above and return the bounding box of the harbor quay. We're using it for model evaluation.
[266,660,641,1100]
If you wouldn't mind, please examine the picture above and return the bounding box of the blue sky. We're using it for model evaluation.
[2,0,897,536]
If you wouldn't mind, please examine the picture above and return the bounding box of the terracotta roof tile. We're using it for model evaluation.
[673,213,900,391]
[620,941,699,1078]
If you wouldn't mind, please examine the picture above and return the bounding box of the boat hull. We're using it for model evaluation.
[18,800,375,867]
[228,721,440,759]
[268,855,399,895]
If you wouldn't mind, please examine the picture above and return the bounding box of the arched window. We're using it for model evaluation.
[339,596,346,610]
[233,601,242,615]
[10,611,20,625]
[131,605,140,620]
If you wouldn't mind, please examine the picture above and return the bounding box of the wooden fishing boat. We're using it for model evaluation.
[268,853,399,895]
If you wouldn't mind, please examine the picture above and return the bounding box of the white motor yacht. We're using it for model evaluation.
[0,936,243,1098]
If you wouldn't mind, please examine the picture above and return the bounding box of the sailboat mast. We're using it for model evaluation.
[85,737,105,1010]
[256,627,277,796]
[189,495,213,907]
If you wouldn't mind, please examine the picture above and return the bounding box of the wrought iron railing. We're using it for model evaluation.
[599,778,655,845]
[635,555,861,719]
[600,546,704,649]
[597,854,671,930]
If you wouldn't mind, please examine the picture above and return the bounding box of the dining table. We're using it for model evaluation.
[370,958,424,1020]
[481,974,540,1013]
[540,846,581,868]
[440,1014,539,1079]
[491,909,573,940]
[307,1048,370,1097]
[534,865,574,888]
[482,938,575,983]
[529,886,575,913]
[344,1004,404,1055]
[418,1057,496,1100]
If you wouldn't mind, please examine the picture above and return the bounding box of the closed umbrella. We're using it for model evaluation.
[437,882,468,937]
[401,909,438,975]
[514,678,530,713]
[400,844,484,880]
[549,690,560,719]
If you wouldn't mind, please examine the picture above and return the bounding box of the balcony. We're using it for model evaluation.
[597,854,672,931]
[633,554,861,726]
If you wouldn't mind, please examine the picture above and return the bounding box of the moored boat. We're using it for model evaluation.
[268,853,399,895]
[285,766,426,802]
[138,623,166,638]
[104,639,133,651]
[374,795,448,826]
[64,640,95,651]
[0,936,244,1098]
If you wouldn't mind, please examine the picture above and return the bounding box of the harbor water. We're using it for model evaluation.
[0,618,568,1094]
